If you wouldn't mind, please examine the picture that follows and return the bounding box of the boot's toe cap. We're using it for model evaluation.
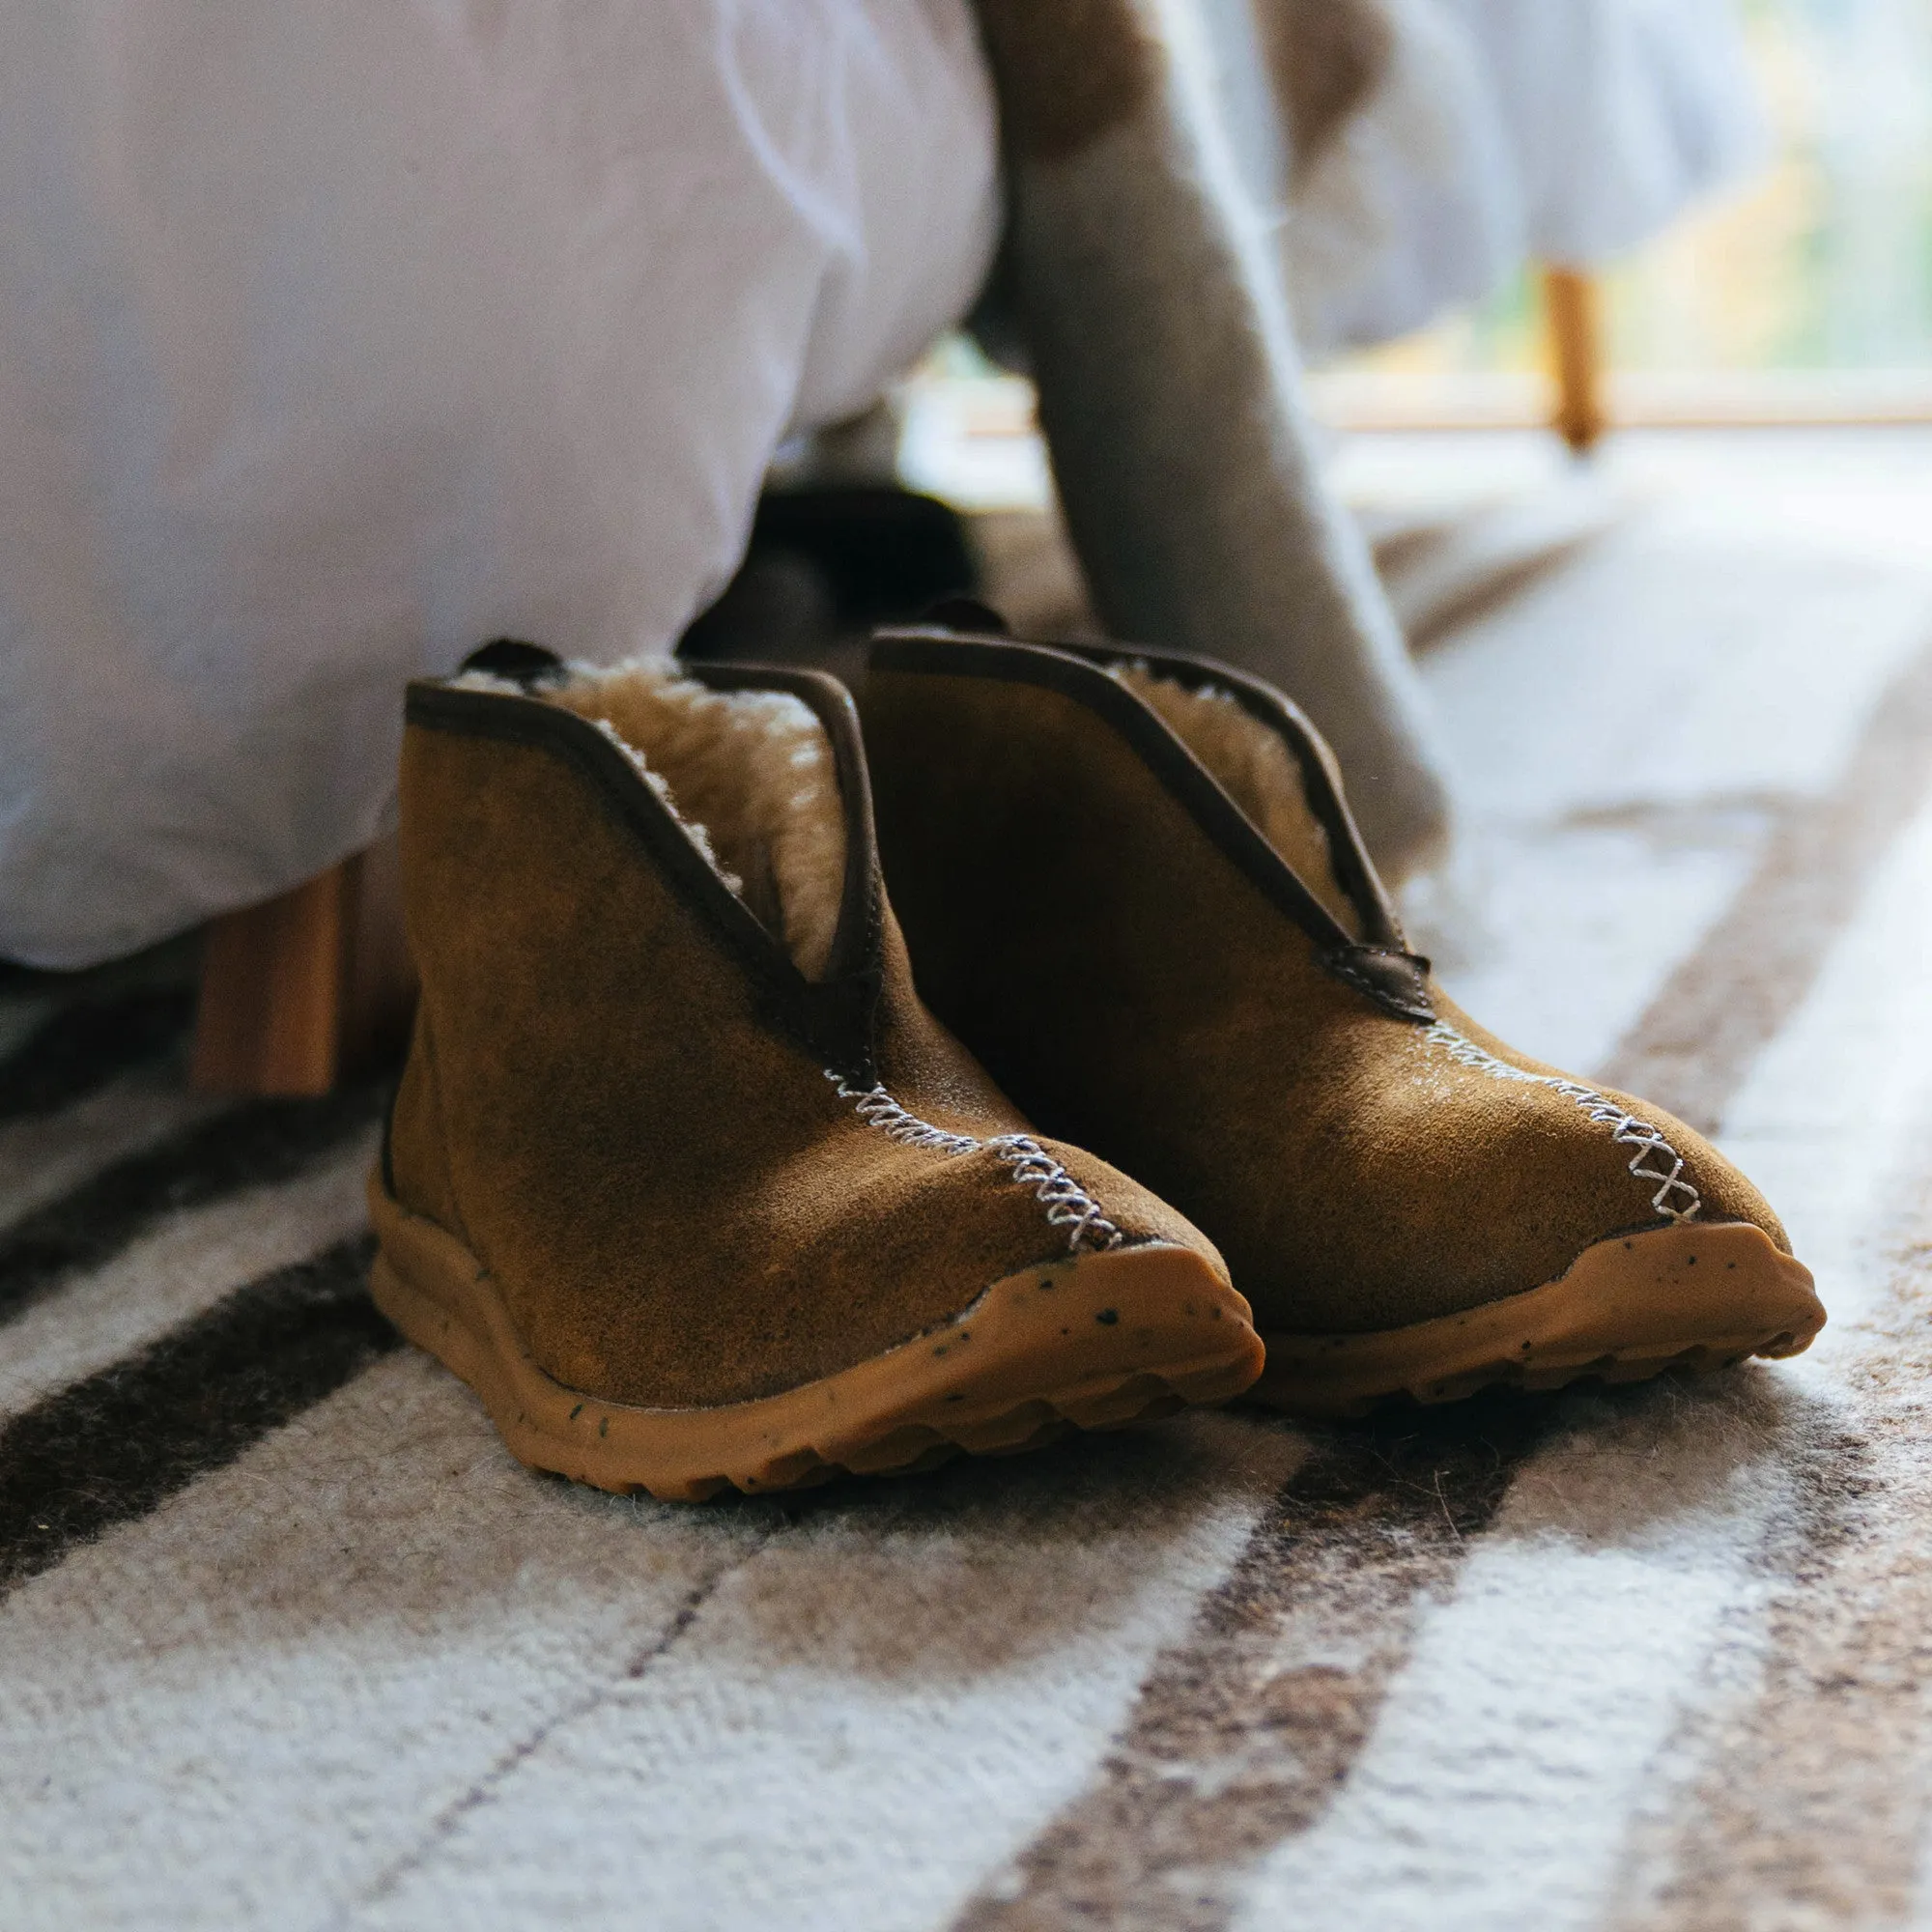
[1243,1015,1821,1414]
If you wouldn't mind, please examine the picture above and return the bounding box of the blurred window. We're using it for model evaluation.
[1317,0,1932,423]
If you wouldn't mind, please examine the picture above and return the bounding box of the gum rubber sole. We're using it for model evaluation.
[366,1173,1264,1500]
[1251,1220,1825,1418]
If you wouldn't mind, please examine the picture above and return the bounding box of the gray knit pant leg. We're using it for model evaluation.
[978,0,1453,878]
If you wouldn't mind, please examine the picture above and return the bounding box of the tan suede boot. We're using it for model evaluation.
[858,624,1824,1417]
[371,642,1261,1498]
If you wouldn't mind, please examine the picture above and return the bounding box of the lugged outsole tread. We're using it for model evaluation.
[366,1172,1264,1501]
[1253,1220,1825,1421]
[603,1371,1229,1500]
[1295,1324,1808,1421]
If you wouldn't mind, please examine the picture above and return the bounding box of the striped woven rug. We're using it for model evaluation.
[9,457,1932,1931]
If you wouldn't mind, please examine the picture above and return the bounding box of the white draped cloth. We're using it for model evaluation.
[1273,0,1767,354]
[0,0,998,966]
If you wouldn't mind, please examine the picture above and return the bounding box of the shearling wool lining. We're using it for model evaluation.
[456,660,848,980]
[1113,665,1361,937]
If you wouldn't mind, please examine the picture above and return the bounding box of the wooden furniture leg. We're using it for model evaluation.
[190,838,415,1096]
[1542,265,1608,456]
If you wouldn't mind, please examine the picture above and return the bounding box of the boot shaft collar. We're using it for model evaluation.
[867,626,1434,1025]
[406,648,888,1080]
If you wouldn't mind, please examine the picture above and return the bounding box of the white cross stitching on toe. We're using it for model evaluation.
[825,1072,1124,1253]
[1424,1023,1703,1224]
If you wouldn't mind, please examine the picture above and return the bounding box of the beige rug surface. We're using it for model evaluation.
[7,437,1932,1930]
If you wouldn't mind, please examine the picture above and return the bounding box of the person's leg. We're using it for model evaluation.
[974,0,1453,879]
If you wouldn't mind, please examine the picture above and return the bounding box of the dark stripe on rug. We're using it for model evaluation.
[958,628,1932,1930]
[1605,1133,1932,1928]
[0,1234,394,1597]
[0,1082,384,1327]
[952,1399,1557,1932]
[0,985,198,1123]
[1600,633,1932,1131]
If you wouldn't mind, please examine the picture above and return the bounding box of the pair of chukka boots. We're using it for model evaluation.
[371,620,1825,1500]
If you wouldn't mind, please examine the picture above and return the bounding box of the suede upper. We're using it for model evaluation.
[858,630,1791,1337]
[386,657,1214,1409]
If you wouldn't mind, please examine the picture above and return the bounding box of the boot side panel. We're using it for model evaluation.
[386,1003,469,1247]
[860,668,1732,1333]
[861,665,1312,1128]
[395,718,1169,1405]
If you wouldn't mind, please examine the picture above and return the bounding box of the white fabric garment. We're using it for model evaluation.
[0,0,999,966]
[1269,0,1767,353]
[1278,0,1520,355]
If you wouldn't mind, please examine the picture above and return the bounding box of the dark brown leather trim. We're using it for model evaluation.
[1317,945,1435,1025]
[681,663,884,998]
[867,628,1434,1025]
[405,679,882,1080]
